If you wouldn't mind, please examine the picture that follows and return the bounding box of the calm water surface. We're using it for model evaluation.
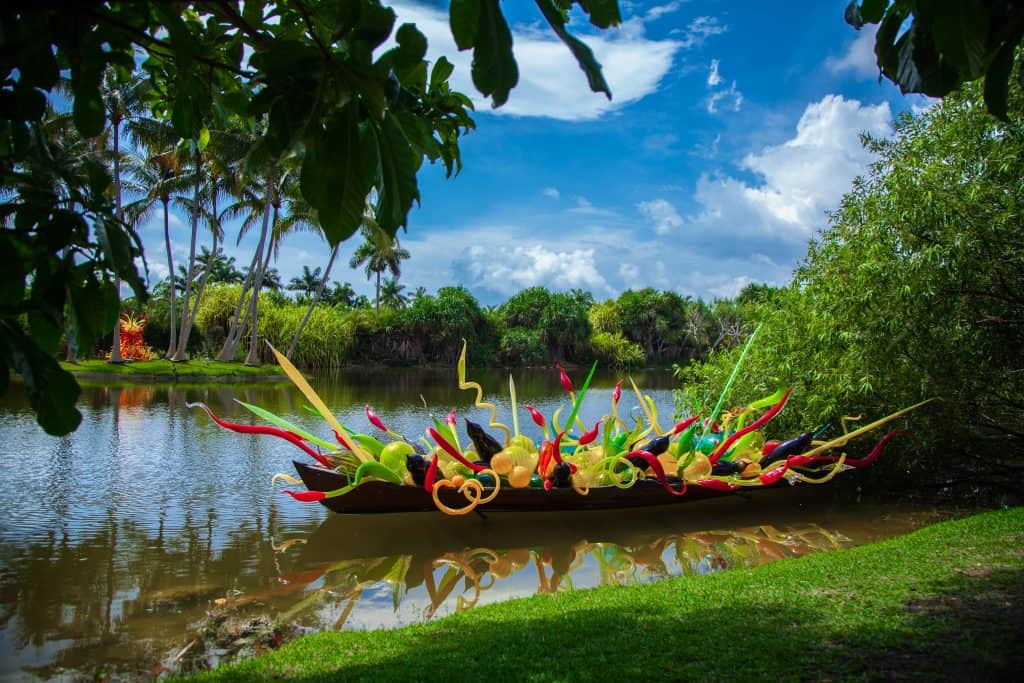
[0,369,951,680]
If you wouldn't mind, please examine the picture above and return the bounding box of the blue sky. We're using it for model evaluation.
[141,0,926,305]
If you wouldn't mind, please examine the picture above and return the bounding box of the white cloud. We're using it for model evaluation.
[689,94,891,250]
[391,2,681,121]
[826,25,879,79]
[542,187,560,200]
[644,1,686,22]
[618,262,641,287]
[454,244,611,297]
[707,58,722,87]
[707,80,742,114]
[671,16,727,48]
[707,275,753,299]
[637,198,683,235]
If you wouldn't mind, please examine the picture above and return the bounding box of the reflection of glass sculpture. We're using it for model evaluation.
[214,525,853,632]
[191,340,928,516]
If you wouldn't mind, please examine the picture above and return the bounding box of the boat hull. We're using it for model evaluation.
[293,461,739,514]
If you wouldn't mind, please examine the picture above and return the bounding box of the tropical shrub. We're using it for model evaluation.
[676,82,1024,495]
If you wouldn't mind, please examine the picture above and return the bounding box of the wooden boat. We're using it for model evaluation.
[294,460,742,514]
[190,342,927,517]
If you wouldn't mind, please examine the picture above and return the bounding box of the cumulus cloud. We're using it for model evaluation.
[391,1,681,121]
[707,58,722,87]
[689,94,891,254]
[453,244,611,297]
[826,25,879,79]
[637,198,683,235]
[542,187,560,200]
[707,80,743,114]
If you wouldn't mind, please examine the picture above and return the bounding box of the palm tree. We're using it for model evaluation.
[260,267,283,291]
[410,286,428,304]
[124,136,191,357]
[379,278,408,309]
[349,230,411,313]
[324,281,357,308]
[101,70,149,363]
[287,265,323,299]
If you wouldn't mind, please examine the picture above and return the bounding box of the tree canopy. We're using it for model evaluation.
[845,0,1024,119]
[1,0,625,434]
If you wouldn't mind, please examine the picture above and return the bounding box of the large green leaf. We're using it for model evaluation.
[300,104,371,245]
[535,0,611,99]
[430,56,455,90]
[373,114,420,237]
[578,0,621,29]
[2,321,82,436]
[470,0,518,107]
[927,0,988,80]
[71,66,104,138]
[982,39,1016,121]
[449,0,481,50]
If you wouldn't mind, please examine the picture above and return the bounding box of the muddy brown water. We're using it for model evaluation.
[0,369,954,680]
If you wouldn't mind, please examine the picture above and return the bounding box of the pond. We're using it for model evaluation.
[0,368,952,680]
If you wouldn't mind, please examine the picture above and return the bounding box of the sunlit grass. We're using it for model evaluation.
[191,507,1024,682]
[60,359,285,378]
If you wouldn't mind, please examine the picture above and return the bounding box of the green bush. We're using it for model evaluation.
[591,330,645,368]
[676,82,1024,494]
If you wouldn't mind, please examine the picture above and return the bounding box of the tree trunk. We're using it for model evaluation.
[108,119,123,363]
[215,251,258,361]
[182,231,218,354]
[287,243,338,359]
[170,150,202,361]
[162,196,177,358]
[242,167,276,366]
[375,270,381,313]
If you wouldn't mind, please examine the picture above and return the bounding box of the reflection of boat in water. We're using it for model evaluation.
[220,515,853,632]
[296,484,839,563]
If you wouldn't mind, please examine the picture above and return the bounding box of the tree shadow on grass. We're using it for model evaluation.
[218,563,1024,683]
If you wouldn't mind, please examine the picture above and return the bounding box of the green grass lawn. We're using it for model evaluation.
[189,507,1024,682]
[60,359,285,379]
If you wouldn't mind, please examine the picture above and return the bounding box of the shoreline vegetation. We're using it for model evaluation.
[58,359,287,384]
[188,507,1024,682]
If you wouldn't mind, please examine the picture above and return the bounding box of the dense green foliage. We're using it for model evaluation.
[846,1,1024,119]
[174,282,750,370]
[1,1,626,434]
[678,82,1024,493]
[190,507,1024,681]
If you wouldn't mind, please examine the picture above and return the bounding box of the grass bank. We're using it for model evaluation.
[60,359,286,383]
[190,507,1024,682]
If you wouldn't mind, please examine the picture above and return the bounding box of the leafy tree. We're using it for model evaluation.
[498,287,592,363]
[288,265,324,298]
[845,1,1024,119]
[380,277,409,309]
[324,281,358,308]
[349,231,410,312]
[679,81,1024,493]
[124,135,191,357]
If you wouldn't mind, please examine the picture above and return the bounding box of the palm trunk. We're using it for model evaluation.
[162,196,177,358]
[287,244,338,359]
[183,232,218,351]
[109,119,124,363]
[215,249,259,361]
[244,174,277,367]
[63,245,78,362]
[375,270,381,313]
[170,150,202,361]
